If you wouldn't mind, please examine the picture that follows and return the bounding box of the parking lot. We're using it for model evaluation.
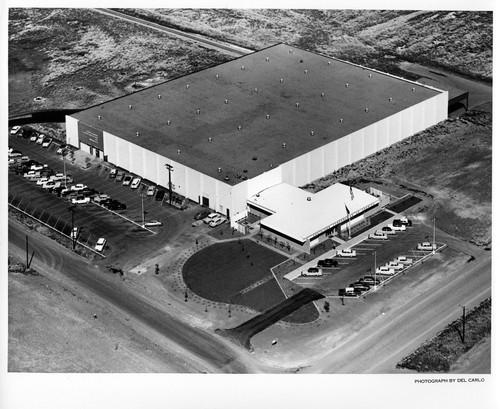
[294,221,446,296]
[8,133,220,263]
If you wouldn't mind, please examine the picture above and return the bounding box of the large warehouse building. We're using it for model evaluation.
[66,43,448,228]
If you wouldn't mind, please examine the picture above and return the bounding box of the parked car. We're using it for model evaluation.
[56,144,67,154]
[388,223,407,231]
[42,181,61,190]
[417,242,437,251]
[93,194,111,203]
[350,282,370,291]
[10,126,21,135]
[203,213,220,224]
[317,258,338,268]
[107,201,127,211]
[36,135,45,144]
[398,216,413,226]
[36,177,50,186]
[109,169,117,178]
[386,262,405,271]
[209,216,226,228]
[381,226,396,234]
[337,248,356,257]
[116,171,124,182]
[376,266,396,276]
[143,220,163,227]
[155,189,166,201]
[29,133,38,142]
[70,227,79,239]
[146,185,156,196]
[70,184,87,191]
[360,276,381,286]
[194,209,211,220]
[130,177,141,189]
[301,267,323,277]
[95,238,106,252]
[72,196,91,204]
[49,172,65,181]
[368,231,388,240]
[42,138,52,148]
[122,175,133,186]
[394,256,413,265]
[30,163,47,171]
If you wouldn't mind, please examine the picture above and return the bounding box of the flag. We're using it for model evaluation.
[350,185,354,201]
[345,203,350,215]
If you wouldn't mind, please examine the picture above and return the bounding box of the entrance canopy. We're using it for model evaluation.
[248,183,379,242]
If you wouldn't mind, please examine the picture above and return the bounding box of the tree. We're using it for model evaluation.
[324,301,330,312]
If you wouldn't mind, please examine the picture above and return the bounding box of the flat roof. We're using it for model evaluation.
[73,43,443,185]
[248,183,379,242]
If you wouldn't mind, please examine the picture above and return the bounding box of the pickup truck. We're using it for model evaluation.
[394,256,413,265]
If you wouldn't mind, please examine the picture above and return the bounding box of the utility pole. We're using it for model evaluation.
[68,205,76,250]
[26,235,29,267]
[374,251,377,290]
[165,163,174,206]
[63,152,67,188]
[140,193,145,226]
[460,305,466,343]
[432,217,436,254]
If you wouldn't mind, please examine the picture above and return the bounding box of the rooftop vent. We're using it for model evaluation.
[365,108,369,113]
[241,65,245,70]
[321,92,325,98]
[167,120,171,125]
[97,115,102,120]
[389,97,393,102]
[310,131,315,136]
[254,88,258,93]
[345,83,349,88]
[304,69,308,74]
[327,61,331,66]
[243,169,248,173]
[266,114,270,119]
[252,157,257,161]
[282,143,287,148]
[296,102,300,108]
[266,57,269,62]
[368,74,372,78]
[196,109,200,115]
[280,78,284,83]
[129,104,132,110]
[412,87,415,92]
[307,197,311,201]
[136,132,140,137]
[177,149,181,155]
[238,125,242,131]
[208,137,213,142]
[158,94,162,99]
[186,84,190,89]
[218,167,222,173]
[216,74,219,79]
[224,99,228,104]
[289,49,293,53]
[224,176,230,181]
[269,164,274,168]
[339,118,344,124]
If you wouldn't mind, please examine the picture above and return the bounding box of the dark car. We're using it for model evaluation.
[116,171,124,182]
[194,209,211,220]
[317,258,338,268]
[360,276,381,286]
[350,282,370,291]
[108,201,127,211]
[80,188,98,197]
[155,189,166,201]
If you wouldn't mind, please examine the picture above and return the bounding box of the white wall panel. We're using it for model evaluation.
[349,129,365,163]
[309,147,324,182]
[337,134,351,169]
[65,116,79,148]
[103,131,116,165]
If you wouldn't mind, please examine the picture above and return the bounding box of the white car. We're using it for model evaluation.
[36,177,50,186]
[93,194,110,203]
[143,220,163,227]
[122,175,133,186]
[417,242,437,251]
[72,196,90,204]
[94,238,106,252]
[376,266,396,275]
[388,223,407,231]
[130,177,141,189]
[42,181,60,190]
[36,135,45,144]
[209,216,226,228]
[301,267,323,277]
[386,262,404,271]
[30,163,46,171]
[369,231,388,240]
[146,185,156,196]
[29,134,38,142]
[42,138,52,148]
[70,184,87,191]
[10,126,21,135]
[70,227,79,239]
[394,256,413,265]
[337,248,356,257]
[50,173,65,181]
[203,213,220,224]
[56,145,67,154]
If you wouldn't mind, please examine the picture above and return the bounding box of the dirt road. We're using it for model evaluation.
[8,218,251,373]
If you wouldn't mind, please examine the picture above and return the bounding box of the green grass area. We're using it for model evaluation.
[396,298,491,372]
